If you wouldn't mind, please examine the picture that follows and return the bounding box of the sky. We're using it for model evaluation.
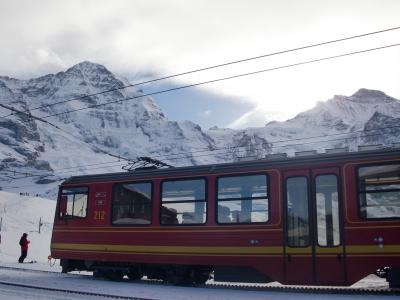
[0,0,399,129]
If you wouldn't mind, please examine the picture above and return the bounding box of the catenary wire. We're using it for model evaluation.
[21,43,400,122]
[141,124,400,162]
[2,43,399,130]
[1,44,399,182]
[52,130,400,165]
[1,25,399,118]
[2,42,398,173]
[4,126,398,182]
[42,122,400,172]
[0,124,391,179]
[4,122,400,179]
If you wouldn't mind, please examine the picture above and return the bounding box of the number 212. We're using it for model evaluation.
[94,211,105,220]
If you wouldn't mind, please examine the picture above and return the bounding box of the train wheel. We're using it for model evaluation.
[167,267,191,285]
[193,268,211,284]
[170,274,190,285]
[93,270,105,278]
[104,270,124,281]
[128,268,143,280]
[60,260,71,273]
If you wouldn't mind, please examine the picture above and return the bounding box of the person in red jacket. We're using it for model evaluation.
[18,233,30,263]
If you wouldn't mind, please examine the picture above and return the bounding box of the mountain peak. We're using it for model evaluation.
[62,61,127,90]
[351,88,389,100]
[66,61,111,76]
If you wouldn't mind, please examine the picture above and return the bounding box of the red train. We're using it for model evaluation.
[50,148,400,287]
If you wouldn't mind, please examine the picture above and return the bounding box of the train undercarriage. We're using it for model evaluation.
[61,259,400,288]
[61,259,212,284]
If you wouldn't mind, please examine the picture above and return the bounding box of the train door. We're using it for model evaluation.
[312,168,346,285]
[283,168,345,285]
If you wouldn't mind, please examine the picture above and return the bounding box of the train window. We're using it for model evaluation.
[286,177,309,247]
[112,182,152,225]
[217,174,268,224]
[161,179,206,225]
[358,164,400,219]
[59,187,88,219]
[316,175,340,247]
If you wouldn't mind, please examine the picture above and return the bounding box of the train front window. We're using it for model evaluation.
[112,182,152,225]
[358,164,400,219]
[59,187,88,219]
[217,174,268,224]
[161,179,206,225]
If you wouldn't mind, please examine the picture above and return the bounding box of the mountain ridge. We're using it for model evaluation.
[0,61,399,196]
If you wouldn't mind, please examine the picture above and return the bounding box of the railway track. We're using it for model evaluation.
[0,265,398,297]
[205,282,399,295]
[134,277,399,296]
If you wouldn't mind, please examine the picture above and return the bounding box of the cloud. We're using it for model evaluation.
[227,105,290,129]
[0,0,399,127]
[200,110,213,117]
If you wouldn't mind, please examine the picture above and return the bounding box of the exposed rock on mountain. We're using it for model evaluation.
[0,62,399,196]
[211,87,400,156]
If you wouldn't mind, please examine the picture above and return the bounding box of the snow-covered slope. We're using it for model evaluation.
[1,61,399,197]
[0,62,221,196]
[0,191,55,263]
[208,88,400,157]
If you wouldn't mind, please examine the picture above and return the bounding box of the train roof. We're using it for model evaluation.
[62,147,400,185]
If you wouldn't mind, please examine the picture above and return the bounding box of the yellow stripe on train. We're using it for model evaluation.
[51,243,282,255]
[51,243,400,255]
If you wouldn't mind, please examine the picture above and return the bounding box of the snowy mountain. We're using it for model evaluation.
[0,61,399,197]
[208,88,400,158]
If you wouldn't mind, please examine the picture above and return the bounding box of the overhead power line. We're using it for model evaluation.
[1,25,399,118]
[1,38,398,158]
[139,129,399,162]
[1,121,400,179]
[3,132,399,186]
[0,103,61,129]
[1,40,399,183]
[5,123,400,179]
[4,124,399,181]
[153,123,400,161]
[10,43,400,123]
[0,103,136,165]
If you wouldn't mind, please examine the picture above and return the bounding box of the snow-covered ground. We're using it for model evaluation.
[0,191,392,300]
[0,191,55,264]
[0,268,393,300]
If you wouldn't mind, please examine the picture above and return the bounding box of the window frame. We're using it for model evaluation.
[215,172,270,225]
[284,175,310,248]
[314,173,341,248]
[160,176,208,226]
[111,180,153,226]
[58,186,89,220]
[357,162,400,221]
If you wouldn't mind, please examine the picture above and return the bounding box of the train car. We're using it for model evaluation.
[50,147,400,287]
